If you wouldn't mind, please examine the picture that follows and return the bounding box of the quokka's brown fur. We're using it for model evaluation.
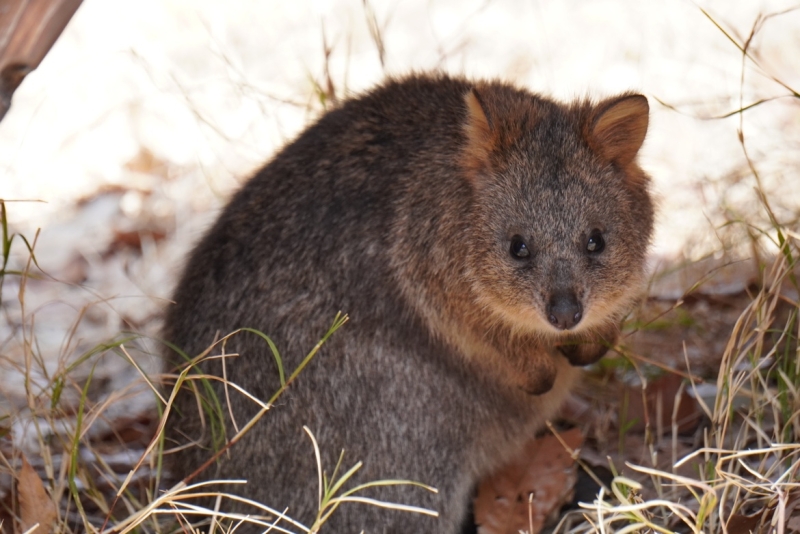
[163,72,654,533]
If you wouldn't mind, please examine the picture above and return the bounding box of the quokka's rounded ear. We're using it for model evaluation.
[586,94,649,167]
[462,88,497,178]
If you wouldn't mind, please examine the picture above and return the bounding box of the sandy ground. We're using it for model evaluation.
[0,0,798,439]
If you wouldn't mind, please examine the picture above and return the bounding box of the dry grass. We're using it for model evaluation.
[564,248,800,533]
[553,8,800,533]
[0,238,433,533]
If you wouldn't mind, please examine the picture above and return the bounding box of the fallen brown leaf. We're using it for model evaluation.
[18,456,56,534]
[474,428,583,534]
[725,508,769,534]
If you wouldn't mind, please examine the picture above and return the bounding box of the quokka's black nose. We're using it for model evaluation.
[547,292,582,330]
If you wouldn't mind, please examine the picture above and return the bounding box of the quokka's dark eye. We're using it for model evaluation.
[586,230,605,253]
[510,235,531,259]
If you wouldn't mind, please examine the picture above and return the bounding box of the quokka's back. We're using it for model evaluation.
[163,72,654,533]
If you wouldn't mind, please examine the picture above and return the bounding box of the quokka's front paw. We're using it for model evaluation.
[556,323,620,366]
[515,353,557,396]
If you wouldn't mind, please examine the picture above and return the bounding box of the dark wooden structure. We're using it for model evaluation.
[0,0,82,122]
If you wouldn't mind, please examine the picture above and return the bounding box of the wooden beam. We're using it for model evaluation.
[0,0,83,122]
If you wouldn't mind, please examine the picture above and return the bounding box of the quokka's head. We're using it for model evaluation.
[460,83,655,338]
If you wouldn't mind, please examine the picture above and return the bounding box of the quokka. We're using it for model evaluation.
[163,72,655,533]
